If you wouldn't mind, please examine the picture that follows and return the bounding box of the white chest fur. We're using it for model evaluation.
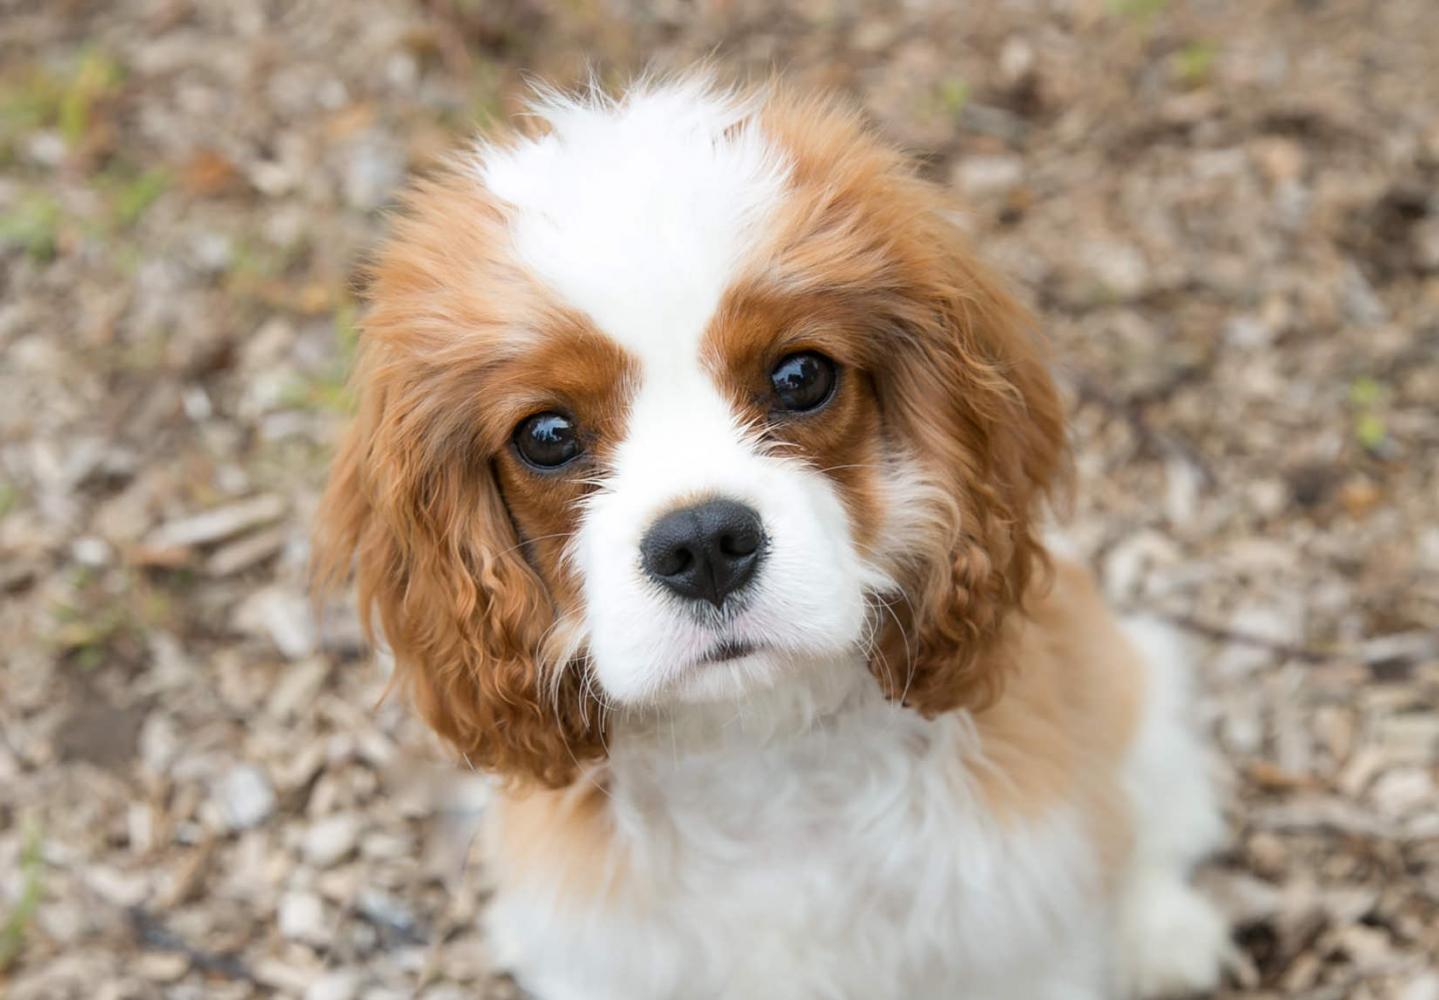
[485,664,1114,1000]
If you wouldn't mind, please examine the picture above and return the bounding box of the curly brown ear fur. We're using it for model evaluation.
[311,173,605,789]
[870,213,1068,716]
[754,91,1067,715]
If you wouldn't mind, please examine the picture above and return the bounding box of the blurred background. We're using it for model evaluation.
[1,0,1437,997]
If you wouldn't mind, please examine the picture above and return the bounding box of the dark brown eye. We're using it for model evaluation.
[513,412,583,469]
[770,352,837,413]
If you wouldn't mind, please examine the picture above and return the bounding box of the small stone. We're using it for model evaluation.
[1374,712,1439,762]
[267,657,331,719]
[1332,921,1393,969]
[1370,766,1435,819]
[1101,530,1179,601]
[359,830,411,861]
[35,898,87,945]
[1082,241,1150,300]
[1337,477,1382,518]
[1163,455,1202,527]
[1245,830,1288,877]
[357,887,418,940]
[233,585,318,659]
[303,813,360,868]
[139,711,181,775]
[1340,263,1387,325]
[1398,973,1439,1000]
[191,230,233,273]
[1415,217,1439,272]
[84,865,150,907]
[420,987,470,1000]
[71,536,112,567]
[181,386,214,421]
[306,970,362,1000]
[278,890,329,945]
[1251,137,1305,182]
[1419,527,1439,571]
[342,134,404,210]
[25,130,67,167]
[135,951,189,982]
[242,317,297,371]
[1223,314,1273,349]
[998,37,1036,87]
[254,957,322,994]
[851,20,898,53]
[954,155,1024,199]
[215,764,275,831]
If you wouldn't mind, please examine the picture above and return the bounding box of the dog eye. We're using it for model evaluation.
[513,412,583,469]
[770,352,837,413]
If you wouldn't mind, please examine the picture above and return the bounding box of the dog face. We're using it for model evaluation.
[314,80,1066,786]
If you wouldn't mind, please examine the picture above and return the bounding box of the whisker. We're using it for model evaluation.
[492,531,574,560]
[863,588,917,706]
[885,590,920,706]
[811,461,884,476]
[862,594,897,696]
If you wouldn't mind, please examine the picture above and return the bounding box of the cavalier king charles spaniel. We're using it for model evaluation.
[315,77,1231,999]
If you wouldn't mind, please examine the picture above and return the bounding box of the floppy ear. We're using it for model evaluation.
[311,175,605,789]
[312,363,605,788]
[870,211,1068,716]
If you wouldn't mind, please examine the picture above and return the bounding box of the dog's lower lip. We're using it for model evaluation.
[699,639,760,664]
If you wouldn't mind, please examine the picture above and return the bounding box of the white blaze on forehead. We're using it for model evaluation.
[478,83,874,706]
[478,79,790,360]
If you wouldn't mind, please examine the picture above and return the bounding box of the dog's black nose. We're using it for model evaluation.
[640,499,766,608]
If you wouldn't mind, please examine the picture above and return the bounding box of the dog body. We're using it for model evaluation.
[485,562,1226,999]
[316,78,1229,999]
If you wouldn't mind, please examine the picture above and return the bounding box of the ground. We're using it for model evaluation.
[1,0,1437,997]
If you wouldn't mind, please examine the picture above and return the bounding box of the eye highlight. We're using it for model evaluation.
[513,412,583,470]
[770,352,838,413]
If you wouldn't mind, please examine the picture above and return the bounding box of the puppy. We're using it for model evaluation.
[315,77,1230,999]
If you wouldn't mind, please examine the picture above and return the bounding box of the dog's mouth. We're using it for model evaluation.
[698,638,762,664]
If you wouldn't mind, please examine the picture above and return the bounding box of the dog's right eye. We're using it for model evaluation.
[770,351,838,413]
[513,412,583,469]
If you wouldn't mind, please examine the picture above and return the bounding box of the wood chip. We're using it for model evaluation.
[145,495,286,551]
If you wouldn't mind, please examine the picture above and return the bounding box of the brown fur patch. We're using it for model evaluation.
[972,558,1145,883]
[312,165,635,787]
[751,88,1070,718]
[488,775,631,905]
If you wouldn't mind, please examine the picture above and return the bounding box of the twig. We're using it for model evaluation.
[1155,611,1439,670]
[126,906,256,983]
[1156,610,1332,663]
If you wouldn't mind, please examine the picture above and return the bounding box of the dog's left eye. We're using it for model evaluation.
[770,352,837,413]
[513,412,583,469]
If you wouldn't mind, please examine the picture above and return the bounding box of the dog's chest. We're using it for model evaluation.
[489,703,1098,1000]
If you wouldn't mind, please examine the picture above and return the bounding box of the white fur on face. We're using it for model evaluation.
[576,375,880,705]
[481,81,885,707]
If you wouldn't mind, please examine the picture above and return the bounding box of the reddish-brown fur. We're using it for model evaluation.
[755,92,1068,717]
[312,168,630,787]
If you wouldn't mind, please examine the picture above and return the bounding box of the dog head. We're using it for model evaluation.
[314,79,1066,786]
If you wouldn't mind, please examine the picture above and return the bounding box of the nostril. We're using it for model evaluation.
[655,545,694,577]
[718,529,759,558]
